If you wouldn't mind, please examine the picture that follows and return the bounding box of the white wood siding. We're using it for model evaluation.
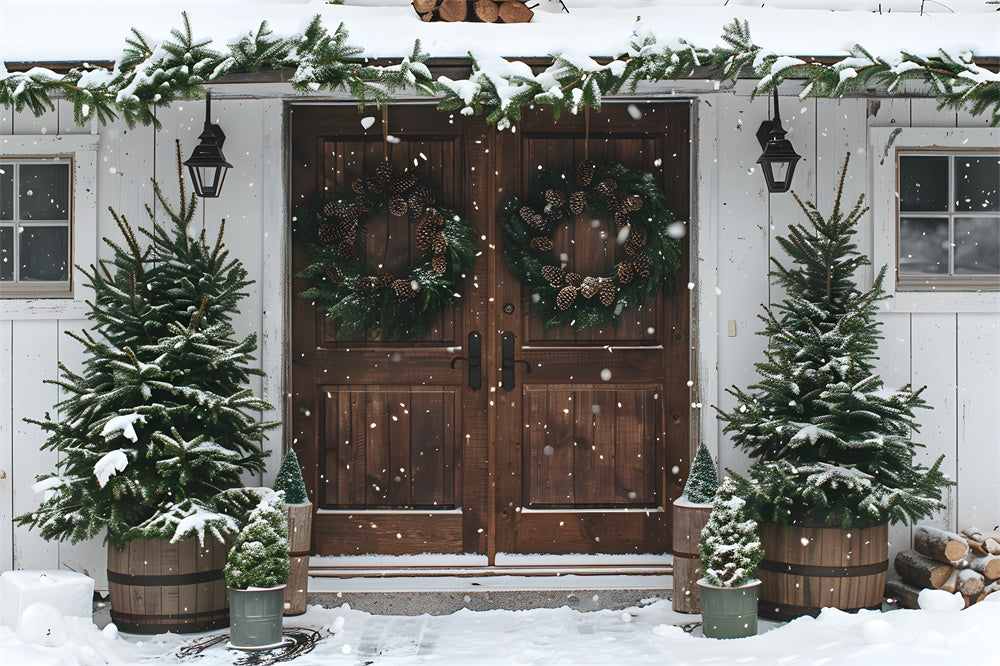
[2,86,996,583]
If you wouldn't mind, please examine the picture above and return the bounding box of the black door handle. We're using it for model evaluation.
[450,331,482,390]
[501,331,531,392]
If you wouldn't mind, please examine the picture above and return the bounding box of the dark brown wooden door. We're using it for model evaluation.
[290,102,689,559]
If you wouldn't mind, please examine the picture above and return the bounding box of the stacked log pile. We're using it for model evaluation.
[412,0,535,23]
[889,525,1000,609]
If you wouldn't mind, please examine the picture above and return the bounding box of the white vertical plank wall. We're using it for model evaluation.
[0,320,12,572]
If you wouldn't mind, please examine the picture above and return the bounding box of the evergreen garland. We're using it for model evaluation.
[15,143,275,548]
[698,477,762,588]
[681,442,719,505]
[716,154,952,529]
[295,166,477,341]
[500,161,682,332]
[223,489,290,590]
[273,450,309,506]
[2,15,998,130]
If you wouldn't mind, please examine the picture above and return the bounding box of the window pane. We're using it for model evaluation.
[0,165,12,220]
[954,156,1000,212]
[0,227,12,281]
[954,216,1000,275]
[19,163,70,220]
[900,156,949,212]
[19,225,69,281]
[899,217,949,275]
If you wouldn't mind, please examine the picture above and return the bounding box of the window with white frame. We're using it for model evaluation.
[0,158,73,295]
[897,152,1000,289]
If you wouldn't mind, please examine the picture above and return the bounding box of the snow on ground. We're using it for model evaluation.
[1,594,997,665]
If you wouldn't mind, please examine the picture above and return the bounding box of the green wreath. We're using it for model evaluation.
[500,160,683,331]
[296,163,477,341]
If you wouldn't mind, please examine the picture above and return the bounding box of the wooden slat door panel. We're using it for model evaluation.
[290,105,491,556]
[493,103,690,555]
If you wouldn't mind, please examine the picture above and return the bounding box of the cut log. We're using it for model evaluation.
[894,549,953,589]
[886,580,922,609]
[956,568,985,597]
[961,526,984,542]
[976,580,1000,603]
[914,525,971,564]
[473,0,500,22]
[412,0,438,13]
[438,0,468,21]
[967,554,1000,580]
[938,568,959,594]
[498,0,534,23]
[962,527,1000,555]
[986,537,1000,556]
[967,539,989,556]
[421,11,435,22]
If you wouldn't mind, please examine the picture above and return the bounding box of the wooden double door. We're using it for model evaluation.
[290,102,690,561]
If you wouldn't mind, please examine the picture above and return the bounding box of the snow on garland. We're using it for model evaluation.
[1,13,998,129]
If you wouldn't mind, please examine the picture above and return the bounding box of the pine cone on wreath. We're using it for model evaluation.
[360,276,380,290]
[614,209,631,229]
[623,194,643,212]
[544,189,566,209]
[375,162,394,185]
[633,255,651,278]
[599,280,616,306]
[568,191,586,215]
[412,184,435,206]
[323,201,339,218]
[318,223,340,244]
[415,218,437,251]
[520,206,546,231]
[580,276,599,299]
[393,279,419,298]
[596,179,618,199]
[367,177,384,195]
[624,227,648,256]
[556,286,578,310]
[617,261,636,285]
[338,242,356,258]
[388,197,408,217]
[565,272,583,286]
[391,172,417,196]
[432,255,447,274]
[577,160,596,187]
[529,237,554,252]
[351,178,368,196]
[375,272,395,289]
[325,267,343,284]
[432,232,448,256]
[425,209,445,228]
[540,265,566,286]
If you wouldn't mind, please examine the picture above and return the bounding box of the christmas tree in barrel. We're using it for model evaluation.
[672,441,719,613]
[272,448,313,615]
[697,477,763,638]
[716,153,951,620]
[16,142,274,632]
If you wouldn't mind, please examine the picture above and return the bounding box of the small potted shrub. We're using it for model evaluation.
[272,449,313,615]
[672,441,719,613]
[224,489,290,650]
[698,477,763,639]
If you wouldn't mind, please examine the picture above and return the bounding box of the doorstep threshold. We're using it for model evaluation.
[307,573,673,593]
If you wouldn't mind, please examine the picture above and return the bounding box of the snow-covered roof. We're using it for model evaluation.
[1,0,998,64]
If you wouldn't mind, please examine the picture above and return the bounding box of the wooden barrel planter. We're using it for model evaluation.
[757,522,888,621]
[671,500,713,613]
[283,501,313,615]
[107,537,229,634]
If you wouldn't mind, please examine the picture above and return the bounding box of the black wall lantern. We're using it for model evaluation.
[756,87,801,193]
[183,90,232,198]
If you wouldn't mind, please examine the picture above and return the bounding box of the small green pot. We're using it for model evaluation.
[227,586,286,650]
[698,579,760,639]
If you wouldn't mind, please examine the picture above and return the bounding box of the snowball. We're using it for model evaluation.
[860,618,893,644]
[16,603,68,647]
[102,623,119,640]
[917,588,964,611]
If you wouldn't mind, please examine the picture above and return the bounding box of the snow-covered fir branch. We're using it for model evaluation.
[2,16,998,128]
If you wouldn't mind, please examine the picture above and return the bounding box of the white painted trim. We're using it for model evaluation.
[0,135,99,320]
[0,320,12,572]
[869,127,1000,314]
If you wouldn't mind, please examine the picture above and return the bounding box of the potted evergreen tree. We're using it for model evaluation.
[697,477,763,639]
[672,442,719,613]
[15,143,275,633]
[224,489,290,650]
[272,449,312,615]
[716,154,952,620]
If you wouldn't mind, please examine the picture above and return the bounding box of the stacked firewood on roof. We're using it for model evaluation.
[412,0,535,23]
[889,525,1000,608]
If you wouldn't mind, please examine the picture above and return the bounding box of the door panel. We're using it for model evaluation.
[291,101,690,560]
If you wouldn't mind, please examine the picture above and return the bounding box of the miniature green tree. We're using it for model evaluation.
[716,154,951,529]
[680,442,719,504]
[16,143,274,547]
[272,449,309,505]
[224,489,290,589]
[698,477,762,588]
